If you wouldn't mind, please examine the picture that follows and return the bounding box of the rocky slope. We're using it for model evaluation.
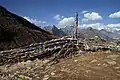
[60,26,74,36]
[0,5,56,51]
[43,25,66,37]
[99,29,120,40]
[77,27,101,39]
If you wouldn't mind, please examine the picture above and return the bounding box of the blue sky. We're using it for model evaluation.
[0,0,120,30]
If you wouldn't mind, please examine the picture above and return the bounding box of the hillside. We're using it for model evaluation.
[0,5,56,51]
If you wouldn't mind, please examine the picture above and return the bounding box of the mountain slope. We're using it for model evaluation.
[61,26,102,39]
[0,5,56,51]
[43,25,66,37]
[60,26,74,36]
[52,25,66,37]
[60,26,120,40]
[78,27,102,39]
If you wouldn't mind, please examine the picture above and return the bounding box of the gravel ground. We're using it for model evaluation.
[0,51,120,80]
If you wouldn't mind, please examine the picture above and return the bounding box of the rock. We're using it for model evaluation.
[97,64,101,66]
[26,60,32,63]
[43,60,50,64]
[102,63,108,67]
[27,67,31,70]
[74,60,78,62]
[51,72,55,75]
[43,75,49,80]
[107,55,119,60]
[19,75,32,80]
[114,67,120,69]
[105,50,111,53]
[85,70,91,73]
[90,59,97,63]
[91,67,101,70]
[117,71,120,73]
[105,59,114,64]
[36,76,40,79]
[106,60,116,65]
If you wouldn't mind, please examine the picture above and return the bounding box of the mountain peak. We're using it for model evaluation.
[52,25,58,29]
[87,27,93,30]
[0,5,8,16]
[0,5,7,10]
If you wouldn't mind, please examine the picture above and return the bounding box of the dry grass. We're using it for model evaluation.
[0,51,120,80]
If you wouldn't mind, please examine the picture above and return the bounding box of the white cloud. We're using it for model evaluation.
[82,12,103,22]
[109,11,120,18]
[53,14,64,20]
[81,18,88,22]
[57,17,74,28]
[80,23,105,30]
[42,21,47,24]
[79,23,120,31]
[106,23,120,31]
[23,16,47,26]
[107,23,120,28]
[84,12,103,20]
[81,10,88,14]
